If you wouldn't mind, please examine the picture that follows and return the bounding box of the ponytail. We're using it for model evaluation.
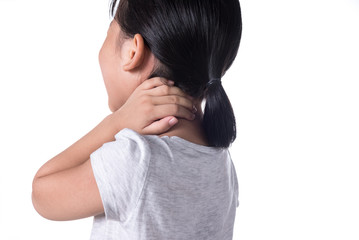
[203,79,236,148]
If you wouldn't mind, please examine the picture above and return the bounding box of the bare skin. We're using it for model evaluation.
[159,101,209,147]
[31,20,209,221]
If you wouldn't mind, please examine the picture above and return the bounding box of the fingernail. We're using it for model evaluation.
[168,80,175,85]
[169,117,178,126]
[191,114,196,120]
[192,105,197,113]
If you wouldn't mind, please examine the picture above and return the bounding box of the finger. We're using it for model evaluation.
[142,116,178,135]
[153,104,196,121]
[147,85,192,100]
[151,95,195,112]
[140,77,170,90]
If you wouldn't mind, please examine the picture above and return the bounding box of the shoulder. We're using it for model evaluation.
[90,128,172,177]
[113,128,171,153]
[91,128,155,169]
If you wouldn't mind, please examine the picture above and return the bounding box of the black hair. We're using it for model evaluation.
[109,0,242,148]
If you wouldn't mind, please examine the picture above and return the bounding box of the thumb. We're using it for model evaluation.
[142,116,178,135]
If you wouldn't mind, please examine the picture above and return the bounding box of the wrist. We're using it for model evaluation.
[108,109,124,134]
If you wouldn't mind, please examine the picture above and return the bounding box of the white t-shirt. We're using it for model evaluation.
[90,128,239,240]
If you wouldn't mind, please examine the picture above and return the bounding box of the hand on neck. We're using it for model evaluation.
[159,102,209,147]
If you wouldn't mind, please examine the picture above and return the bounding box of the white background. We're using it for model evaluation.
[0,0,358,239]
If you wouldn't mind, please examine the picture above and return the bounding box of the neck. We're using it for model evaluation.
[159,102,209,146]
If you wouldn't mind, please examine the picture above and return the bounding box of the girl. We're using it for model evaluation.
[32,0,242,239]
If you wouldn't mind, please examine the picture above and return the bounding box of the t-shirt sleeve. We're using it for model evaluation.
[90,128,151,222]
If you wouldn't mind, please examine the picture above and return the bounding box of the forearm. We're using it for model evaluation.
[34,113,120,179]
[33,78,194,180]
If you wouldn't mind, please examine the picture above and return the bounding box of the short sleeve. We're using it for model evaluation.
[90,128,151,222]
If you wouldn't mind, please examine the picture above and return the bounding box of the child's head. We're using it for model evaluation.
[100,0,242,147]
[99,20,157,113]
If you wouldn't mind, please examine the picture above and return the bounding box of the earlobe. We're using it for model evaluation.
[123,34,145,71]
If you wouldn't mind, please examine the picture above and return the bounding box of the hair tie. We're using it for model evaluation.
[206,78,222,88]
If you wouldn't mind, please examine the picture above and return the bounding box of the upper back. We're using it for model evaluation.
[90,128,239,240]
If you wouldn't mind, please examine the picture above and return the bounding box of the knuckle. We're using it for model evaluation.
[173,104,180,113]
[144,104,153,115]
[170,96,178,104]
[161,85,170,95]
[140,95,150,105]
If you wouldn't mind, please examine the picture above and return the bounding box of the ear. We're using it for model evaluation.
[123,34,145,71]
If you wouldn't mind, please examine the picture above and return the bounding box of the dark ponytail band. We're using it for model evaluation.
[206,78,222,88]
